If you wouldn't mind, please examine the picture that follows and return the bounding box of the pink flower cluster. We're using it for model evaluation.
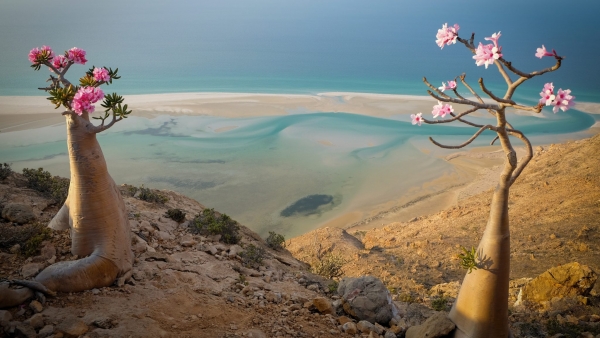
[28,46,54,64]
[411,113,423,126]
[473,32,503,69]
[93,67,110,82]
[539,83,575,113]
[67,47,87,65]
[51,55,68,71]
[72,86,104,115]
[436,23,460,49]
[432,101,453,118]
[28,46,88,69]
[535,45,556,59]
[438,80,457,92]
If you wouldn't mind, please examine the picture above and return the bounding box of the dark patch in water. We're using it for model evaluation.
[280,194,334,217]
[124,119,185,137]
[23,152,68,161]
[148,176,219,190]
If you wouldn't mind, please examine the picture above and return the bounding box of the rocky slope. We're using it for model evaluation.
[0,134,599,338]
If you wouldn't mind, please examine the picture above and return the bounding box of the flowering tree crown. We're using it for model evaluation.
[413,25,575,127]
[28,46,131,130]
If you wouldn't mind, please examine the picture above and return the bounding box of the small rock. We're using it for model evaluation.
[40,244,56,260]
[57,317,89,338]
[384,332,397,338]
[357,320,374,333]
[29,300,43,313]
[405,312,455,338]
[91,288,100,295]
[312,297,333,315]
[2,203,36,224]
[21,263,45,278]
[0,310,12,326]
[342,322,358,335]
[228,245,243,257]
[338,316,353,325]
[38,324,55,338]
[9,244,21,254]
[373,322,385,334]
[26,313,45,329]
[14,323,37,338]
[179,234,196,247]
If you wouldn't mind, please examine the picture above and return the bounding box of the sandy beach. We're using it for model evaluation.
[1,92,598,234]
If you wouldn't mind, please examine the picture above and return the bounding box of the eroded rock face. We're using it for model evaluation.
[1,203,36,224]
[520,262,597,304]
[337,276,397,325]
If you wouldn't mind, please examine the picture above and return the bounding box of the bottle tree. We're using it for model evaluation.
[25,46,134,292]
[410,25,575,338]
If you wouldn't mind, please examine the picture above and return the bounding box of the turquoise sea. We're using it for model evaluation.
[1,1,599,236]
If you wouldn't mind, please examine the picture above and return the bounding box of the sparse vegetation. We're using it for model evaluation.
[0,163,12,180]
[399,292,415,303]
[327,280,339,294]
[266,231,286,250]
[22,167,69,204]
[190,208,240,244]
[431,292,450,311]
[0,222,51,256]
[458,246,478,273]
[240,244,266,268]
[165,208,186,223]
[129,185,169,204]
[310,252,345,280]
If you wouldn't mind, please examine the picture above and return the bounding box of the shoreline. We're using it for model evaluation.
[2,92,599,132]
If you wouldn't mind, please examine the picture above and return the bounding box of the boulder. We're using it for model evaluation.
[405,312,455,338]
[338,276,397,325]
[56,316,89,338]
[21,263,45,278]
[1,203,35,224]
[520,262,597,304]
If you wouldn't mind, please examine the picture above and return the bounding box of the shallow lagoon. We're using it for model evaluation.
[0,108,595,237]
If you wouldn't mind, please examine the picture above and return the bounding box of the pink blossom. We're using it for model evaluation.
[411,113,424,126]
[93,67,110,82]
[28,45,54,64]
[538,82,555,106]
[67,47,87,65]
[436,23,460,49]
[535,45,555,59]
[552,88,575,113]
[71,86,104,115]
[484,32,501,48]
[438,80,457,92]
[432,101,453,118]
[473,42,502,69]
[51,55,68,71]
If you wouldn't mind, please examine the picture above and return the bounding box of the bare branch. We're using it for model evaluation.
[423,77,451,100]
[490,136,499,145]
[428,124,496,149]
[494,61,513,86]
[87,113,122,134]
[478,78,515,104]
[427,90,499,111]
[422,107,480,125]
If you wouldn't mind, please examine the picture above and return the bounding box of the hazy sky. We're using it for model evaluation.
[1,1,599,99]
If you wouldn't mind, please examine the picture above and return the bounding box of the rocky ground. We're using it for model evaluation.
[0,134,599,338]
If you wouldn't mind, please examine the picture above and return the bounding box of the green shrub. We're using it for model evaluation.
[0,163,12,180]
[190,208,240,244]
[22,168,69,205]
[266,231,286,250]
[431,293,449,311]
[240,244,266,268]
[328,280,339,294]
[133,185,169,204]
[22,223,52,257]
[311,253,346,279]
[458,246,478,273]
[165,208,186,223]
[0,222,52,256]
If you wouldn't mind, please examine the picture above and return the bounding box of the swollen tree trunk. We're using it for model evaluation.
[448,112,516,338]
[35,112,133,292]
